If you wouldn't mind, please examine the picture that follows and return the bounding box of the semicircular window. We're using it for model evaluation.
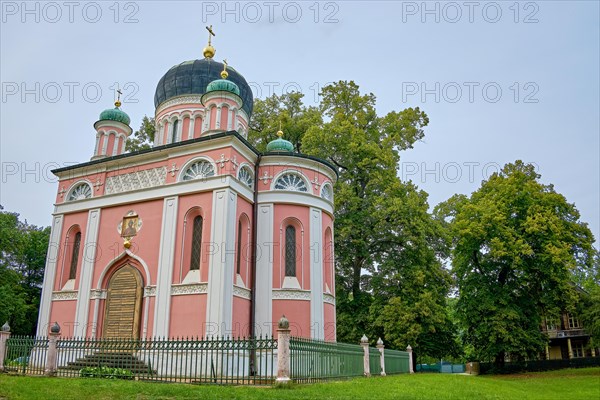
[67,183,92,201]
[274,173,308,192]
[321,183,333,201]
[238,166,254,188]
[182,160,216,181]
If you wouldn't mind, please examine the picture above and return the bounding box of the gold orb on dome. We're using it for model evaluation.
[203,45,215,59]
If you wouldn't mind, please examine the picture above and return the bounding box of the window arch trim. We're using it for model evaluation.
[178,156,217,182]
[66,180,93,202]
[271,170,310,193]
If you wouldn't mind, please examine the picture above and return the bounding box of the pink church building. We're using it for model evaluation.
[36,38,337,341]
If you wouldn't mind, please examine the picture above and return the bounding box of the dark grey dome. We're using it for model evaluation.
[154,59,254,116]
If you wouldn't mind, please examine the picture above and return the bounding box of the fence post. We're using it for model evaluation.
[45,322,61,376]
[406,345,414,374]
[276,315,291,384]
[0,322,11,372]
[377,337,386,376]
[361,335,370,377]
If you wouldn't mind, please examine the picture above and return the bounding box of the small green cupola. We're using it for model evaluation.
[98,99,131,126]
[266,126,294,152]
[201,60,243,106]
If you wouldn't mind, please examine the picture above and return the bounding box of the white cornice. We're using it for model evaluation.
[257,191,334,217]
[260,155,337,182]
[155,95,204,115]
[53,175,254,215]
[54,136,258,180]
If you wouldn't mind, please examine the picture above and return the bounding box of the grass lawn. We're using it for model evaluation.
[0,368,598,400]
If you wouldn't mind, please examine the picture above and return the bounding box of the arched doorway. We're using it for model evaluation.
[102,264,143,339]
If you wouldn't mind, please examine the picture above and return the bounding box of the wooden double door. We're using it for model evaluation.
[102,265,143,339]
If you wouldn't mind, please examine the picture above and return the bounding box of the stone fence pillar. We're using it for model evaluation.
[376,337,386,376]
[407,345,414,374]
[276,315,291,384]
[0,322,11,372]
[361,335,370,377]
[45,322,61,376]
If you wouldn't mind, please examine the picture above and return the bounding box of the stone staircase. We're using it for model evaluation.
[59,352,155,374]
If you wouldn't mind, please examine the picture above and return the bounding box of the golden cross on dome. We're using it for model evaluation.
[115,88,122,107]
[221,59,229,79]
[206,25,215,45]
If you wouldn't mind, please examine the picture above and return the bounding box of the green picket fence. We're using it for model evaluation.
[290,337,364,381]
[385,348,410,374]
[6,335,277,385]
[4,335,48,375]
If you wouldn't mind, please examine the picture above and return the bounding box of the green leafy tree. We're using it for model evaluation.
[436,161,596,366]
[250,82,458,357]
[125,116,155,152]
[0,207,50,335]
[249,92,322,153]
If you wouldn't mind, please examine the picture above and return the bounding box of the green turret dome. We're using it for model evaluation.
[99,103,130,125]
[206,79,240,96]
[266,130,294,152]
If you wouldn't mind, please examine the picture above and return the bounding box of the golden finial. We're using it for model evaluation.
[221,59,229,79]
[203,25,216,59]
[114,88,122,108]
[277,121,284,137]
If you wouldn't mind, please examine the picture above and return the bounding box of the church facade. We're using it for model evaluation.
[36,35,337,341]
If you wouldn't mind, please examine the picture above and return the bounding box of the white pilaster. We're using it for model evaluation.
[112,134,120,156]
[254,203,274,336]
[215,106,222,129]
[153,196,179,337]
[101,132,109,155]
[36,215,64,336]
[310,207,324,339]
[188,117,195,140]
[73,208,101,336]
[166,121,174,144]
[205,189,237,336]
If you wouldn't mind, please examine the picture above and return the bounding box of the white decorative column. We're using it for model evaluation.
[101,132,109,155]
[276,315,291,384]
[73,208,101,337]
[215,106,222,129]
[153,196,179,337]
[112,134,120,155]
[205,189,237,336]
[407,345,414,373]
[377,337,386,376]
[166,121,174,144]
[309,207,324,339]
[254,204,274,336]
[36,215,64,336]
[188,117,195,140]
[361,335,370,377]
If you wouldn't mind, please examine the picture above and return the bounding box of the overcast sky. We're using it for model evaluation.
[1,1,598,247]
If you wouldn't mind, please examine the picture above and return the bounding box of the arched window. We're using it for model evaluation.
[321,183,333,202]
[285,225,296,277]
[236,221,242,275]
[181,160,216,181]
[171,119,179,143]
[190,216,203,270]
[274,173,308,192]
[67,182,92,201]
[69,232,81,280]
[238,165,254,188]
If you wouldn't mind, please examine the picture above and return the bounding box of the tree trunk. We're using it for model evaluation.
[494,351,506,369]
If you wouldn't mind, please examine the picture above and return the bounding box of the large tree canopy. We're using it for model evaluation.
[436,161,597,365]
[249,83,457,357]
[0,207,50,335]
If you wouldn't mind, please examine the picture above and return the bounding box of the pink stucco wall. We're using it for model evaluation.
[169,294,208,337]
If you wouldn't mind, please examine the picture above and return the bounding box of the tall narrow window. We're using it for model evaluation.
[190,216,203,270]
[285,225,296,277]
[171,119,179,143]
[236,221,242,275]
[69,232,81,280]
